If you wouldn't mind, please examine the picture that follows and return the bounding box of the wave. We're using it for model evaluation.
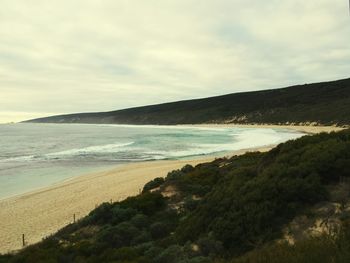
[0,142,134,162]
[46,142,134,157]
[229,128,303,150]
[96,124,226,132]
[0,155,37,163]
[144,129,303,159]
[0,129,304,163]
[145,144,236,159]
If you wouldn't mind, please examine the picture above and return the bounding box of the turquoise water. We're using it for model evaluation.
[0,123,304,199]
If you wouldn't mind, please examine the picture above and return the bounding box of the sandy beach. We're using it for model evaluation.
[181,124,345,134]
[0,124,343,254]
[0,159,204,253]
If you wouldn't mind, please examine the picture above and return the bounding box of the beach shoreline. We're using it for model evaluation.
[179,123,345,134]
[0,124,343,254]
[0,145,273,254]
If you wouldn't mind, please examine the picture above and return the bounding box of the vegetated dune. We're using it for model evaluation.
[2,129,350,262]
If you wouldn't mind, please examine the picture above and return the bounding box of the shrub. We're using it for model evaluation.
[150,222,171,239]
[143,177,165,193]
[121,192,166,215]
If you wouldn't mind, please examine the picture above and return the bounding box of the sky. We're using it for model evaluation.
[0,1,350,123]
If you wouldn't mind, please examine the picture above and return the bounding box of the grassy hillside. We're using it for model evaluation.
[2,129,350,263]
[26,78,350,126]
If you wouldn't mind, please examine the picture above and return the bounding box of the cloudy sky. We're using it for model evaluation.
[0,0,349,123]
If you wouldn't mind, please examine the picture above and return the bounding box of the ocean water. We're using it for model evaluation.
[0,123,304,199]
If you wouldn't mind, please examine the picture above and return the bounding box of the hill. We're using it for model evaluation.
[2,129,350,262]
[26,78,350,126]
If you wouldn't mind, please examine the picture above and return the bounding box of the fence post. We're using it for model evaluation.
[73,213,76,223]
[22,234,25,247]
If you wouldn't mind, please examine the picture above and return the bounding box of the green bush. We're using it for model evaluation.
[143,177,165,193]
[121,192,166,215]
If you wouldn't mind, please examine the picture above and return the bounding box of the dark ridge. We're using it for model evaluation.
[25,77,350,126]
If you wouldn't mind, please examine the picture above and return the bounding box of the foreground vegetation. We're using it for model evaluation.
[27,78,350,125]
[1,129,350,262]
[231,225,350,263]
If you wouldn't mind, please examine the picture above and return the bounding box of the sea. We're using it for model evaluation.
[0,123,304,199]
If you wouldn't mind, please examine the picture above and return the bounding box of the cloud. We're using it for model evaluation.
[0,0,349,122]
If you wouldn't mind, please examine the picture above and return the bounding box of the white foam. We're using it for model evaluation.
[228,128,303,150]
[144,128,304,158]
[0,155,36,162]
[46,142,134,157]
[96,124,226,132]
[0,142,135,162]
